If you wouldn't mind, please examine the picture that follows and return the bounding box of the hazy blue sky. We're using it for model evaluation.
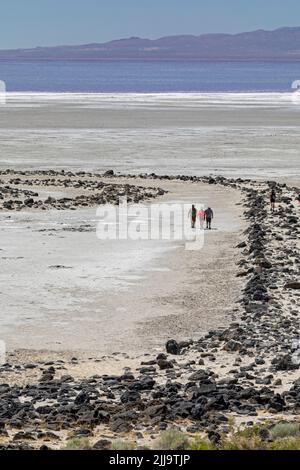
[1,0,300,48]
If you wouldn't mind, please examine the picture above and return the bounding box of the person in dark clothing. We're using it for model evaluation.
[188,205,197,229]
[270,188,276,212]
[205,207,214,230]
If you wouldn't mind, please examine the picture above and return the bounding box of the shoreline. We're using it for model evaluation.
[0,172,299,449]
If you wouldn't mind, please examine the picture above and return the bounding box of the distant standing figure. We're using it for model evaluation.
[198,208,205,230]
[188,205,197,229]
[205,207,214,230]
[270,188,276,212]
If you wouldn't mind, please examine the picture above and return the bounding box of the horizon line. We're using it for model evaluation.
[1,25,300,51]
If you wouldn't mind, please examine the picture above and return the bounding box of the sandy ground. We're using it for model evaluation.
[0,178,244,361]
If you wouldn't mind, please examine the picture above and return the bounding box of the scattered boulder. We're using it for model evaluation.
[272,355,299,371]
[284,281,300,290]
[166,340,181,355]
[93,439,112,450]
[223,340,243,352]
[103,170,114,177]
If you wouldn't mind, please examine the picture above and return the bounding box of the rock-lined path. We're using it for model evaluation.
[0,173,299,450]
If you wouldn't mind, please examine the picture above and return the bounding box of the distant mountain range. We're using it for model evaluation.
[1,27,300,61]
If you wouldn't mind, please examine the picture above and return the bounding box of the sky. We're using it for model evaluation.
[0,0,300,49]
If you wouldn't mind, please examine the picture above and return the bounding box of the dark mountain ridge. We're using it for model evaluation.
[1,27,300,60]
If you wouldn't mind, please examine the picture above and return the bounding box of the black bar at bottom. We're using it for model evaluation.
[0,450,299,467]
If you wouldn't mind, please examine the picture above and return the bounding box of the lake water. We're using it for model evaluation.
[0,60,300,92]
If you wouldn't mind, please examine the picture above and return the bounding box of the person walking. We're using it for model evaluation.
[270,188,276,212]
[188,205,197,229]
[198,207,205,230]
[205,207,214,230]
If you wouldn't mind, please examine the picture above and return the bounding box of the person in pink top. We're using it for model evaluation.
[198,207,205,230]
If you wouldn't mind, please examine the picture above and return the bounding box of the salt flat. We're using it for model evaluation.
[0,92,299,180]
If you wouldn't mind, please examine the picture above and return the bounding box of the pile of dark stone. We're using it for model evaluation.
[0,170,166,211]
[0,349,299,450]
[0,185,39,210]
